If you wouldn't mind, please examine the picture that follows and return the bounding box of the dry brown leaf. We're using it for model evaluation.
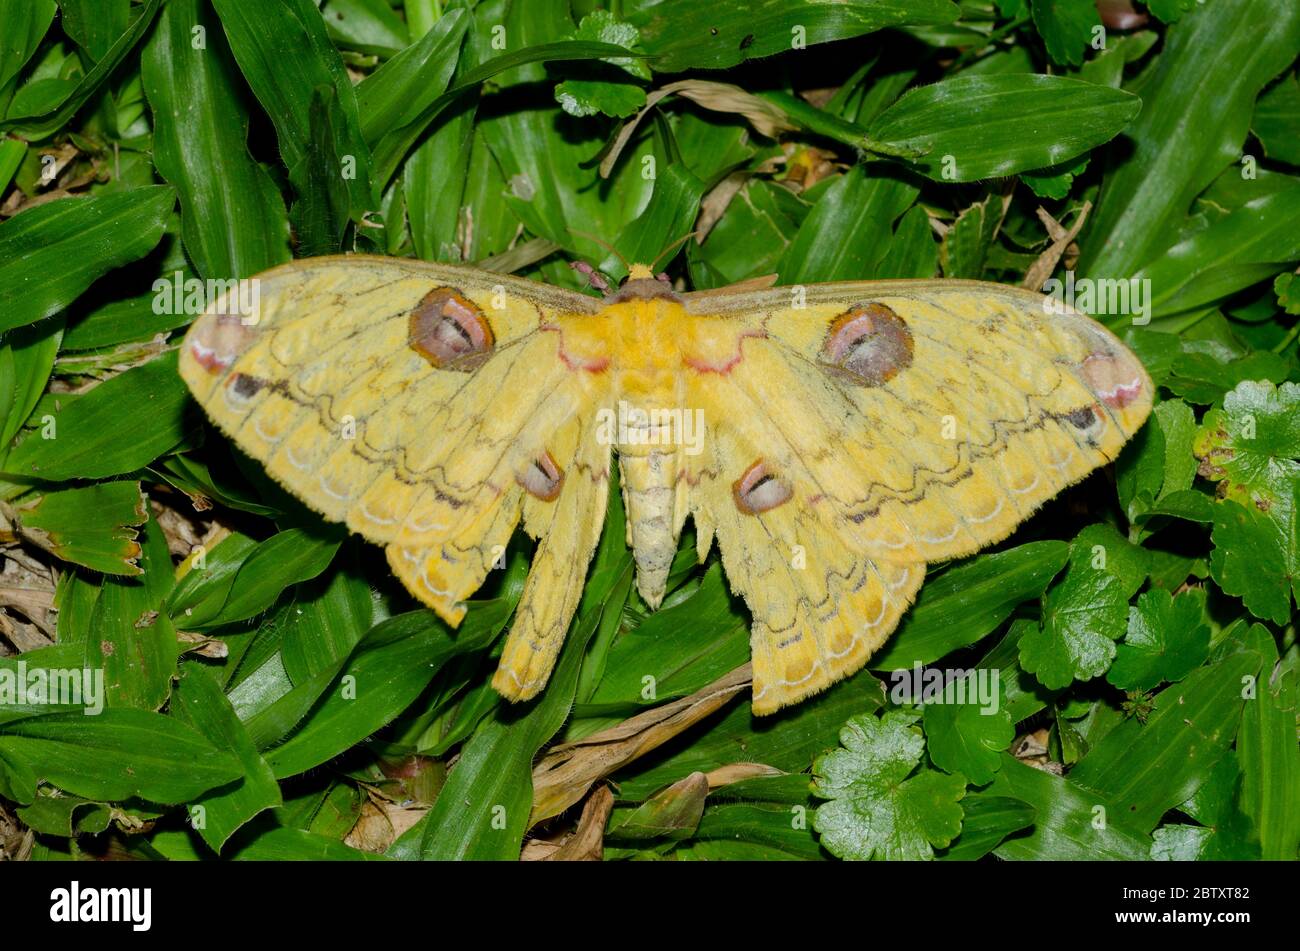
[541,786,615,861]
[150,496,207,558]
[677,274,779,309]
[530,664,752,825]
[601,80,792,178]
[0,611,52,653]
[695,170,748,243]
[1020,201,1092,291]
[176,629,229,659]
[0,587,55,634]
[612,771,709,839]
[780,145,839,193]
[345,797,428,854]
[520,838,561,860]
[703,762,785,789]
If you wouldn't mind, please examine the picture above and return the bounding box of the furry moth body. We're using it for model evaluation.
[180,256,1152,714]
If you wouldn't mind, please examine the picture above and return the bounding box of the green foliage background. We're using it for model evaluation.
[0,0,1297,861]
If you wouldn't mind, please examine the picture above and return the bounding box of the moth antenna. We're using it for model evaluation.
[649,231,702,272]
[569,229,631,273]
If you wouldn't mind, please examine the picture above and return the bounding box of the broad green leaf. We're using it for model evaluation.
[865,74,1139,182]
[874,540,1068,669]
[278,555,374,683]
[16,790,111,837]
[694,180,807,285]
[1165,348,1291,406]
[607,162,707,279]
[1082,0,1300,280]
[1019,524,1148,689]
[1151,751,1259,860]
[1069,643,1264,832]
[0,744,36,803]
[389,481,632,859]
[56,0,129,61]
[1253,72,1300,166]
[1132,185,1300,317]
[1209,493,1299,628]
[59,243,195,352]
[1021,154,1089,200]
[1031,0,1100,67]
[1150,818,1257,860]
[141,0,290,281]
[13,481,147,575]
[210,0,373,219]
[0,186,174,333]
[1195,381,1300,621]
[0,709,243,804]
[288,85,353,256]
[170,664,281,853]
[626,0,959,72]
[811,709,966,861]
[3,350,191,481]
[0,139,24,194]
[987,755,1149,860]
[163,530,257,624]
[553,10,649,118]
[0,319,62,450]
[607,772,709,841]
[778,164,919,283]
[1146,0,1198,23]
[688,801,823,860]
[1276,271,1300,314]
[320,0,408,56]
[264,601,511,778]
[373,37,653,189]
[980,618,1060,724]
[1108,587,1211,691]
[940,193,999,279]
[935,793,1035,861]
[83,513,178,710]
[922,673,1014,785]
[228,826,386,861]
[172,527,341,630]
[1236,625,1300,860]
[0,643,95,722]
[475,1,652,264]
[1194,380,1300,514]
[151,450,282,519]
[0,0,57,90]
[582,563,747,710]
[877,204,938,279]
[1154,398,1197,500]
[356,8,467,146]
[1,0,163,138]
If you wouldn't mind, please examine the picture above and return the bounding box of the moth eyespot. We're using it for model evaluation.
[1080,351,1145,409]
[225,372,267,406]
[1063,406,1096,429]
[409,286,494,371]
[733,461,793,514]
[518,451,564,501]
[821,302,913,387]
[1061,404,1106,441]
[189,313,256,375]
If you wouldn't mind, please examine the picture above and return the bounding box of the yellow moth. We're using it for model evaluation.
[179,255,1152,715]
